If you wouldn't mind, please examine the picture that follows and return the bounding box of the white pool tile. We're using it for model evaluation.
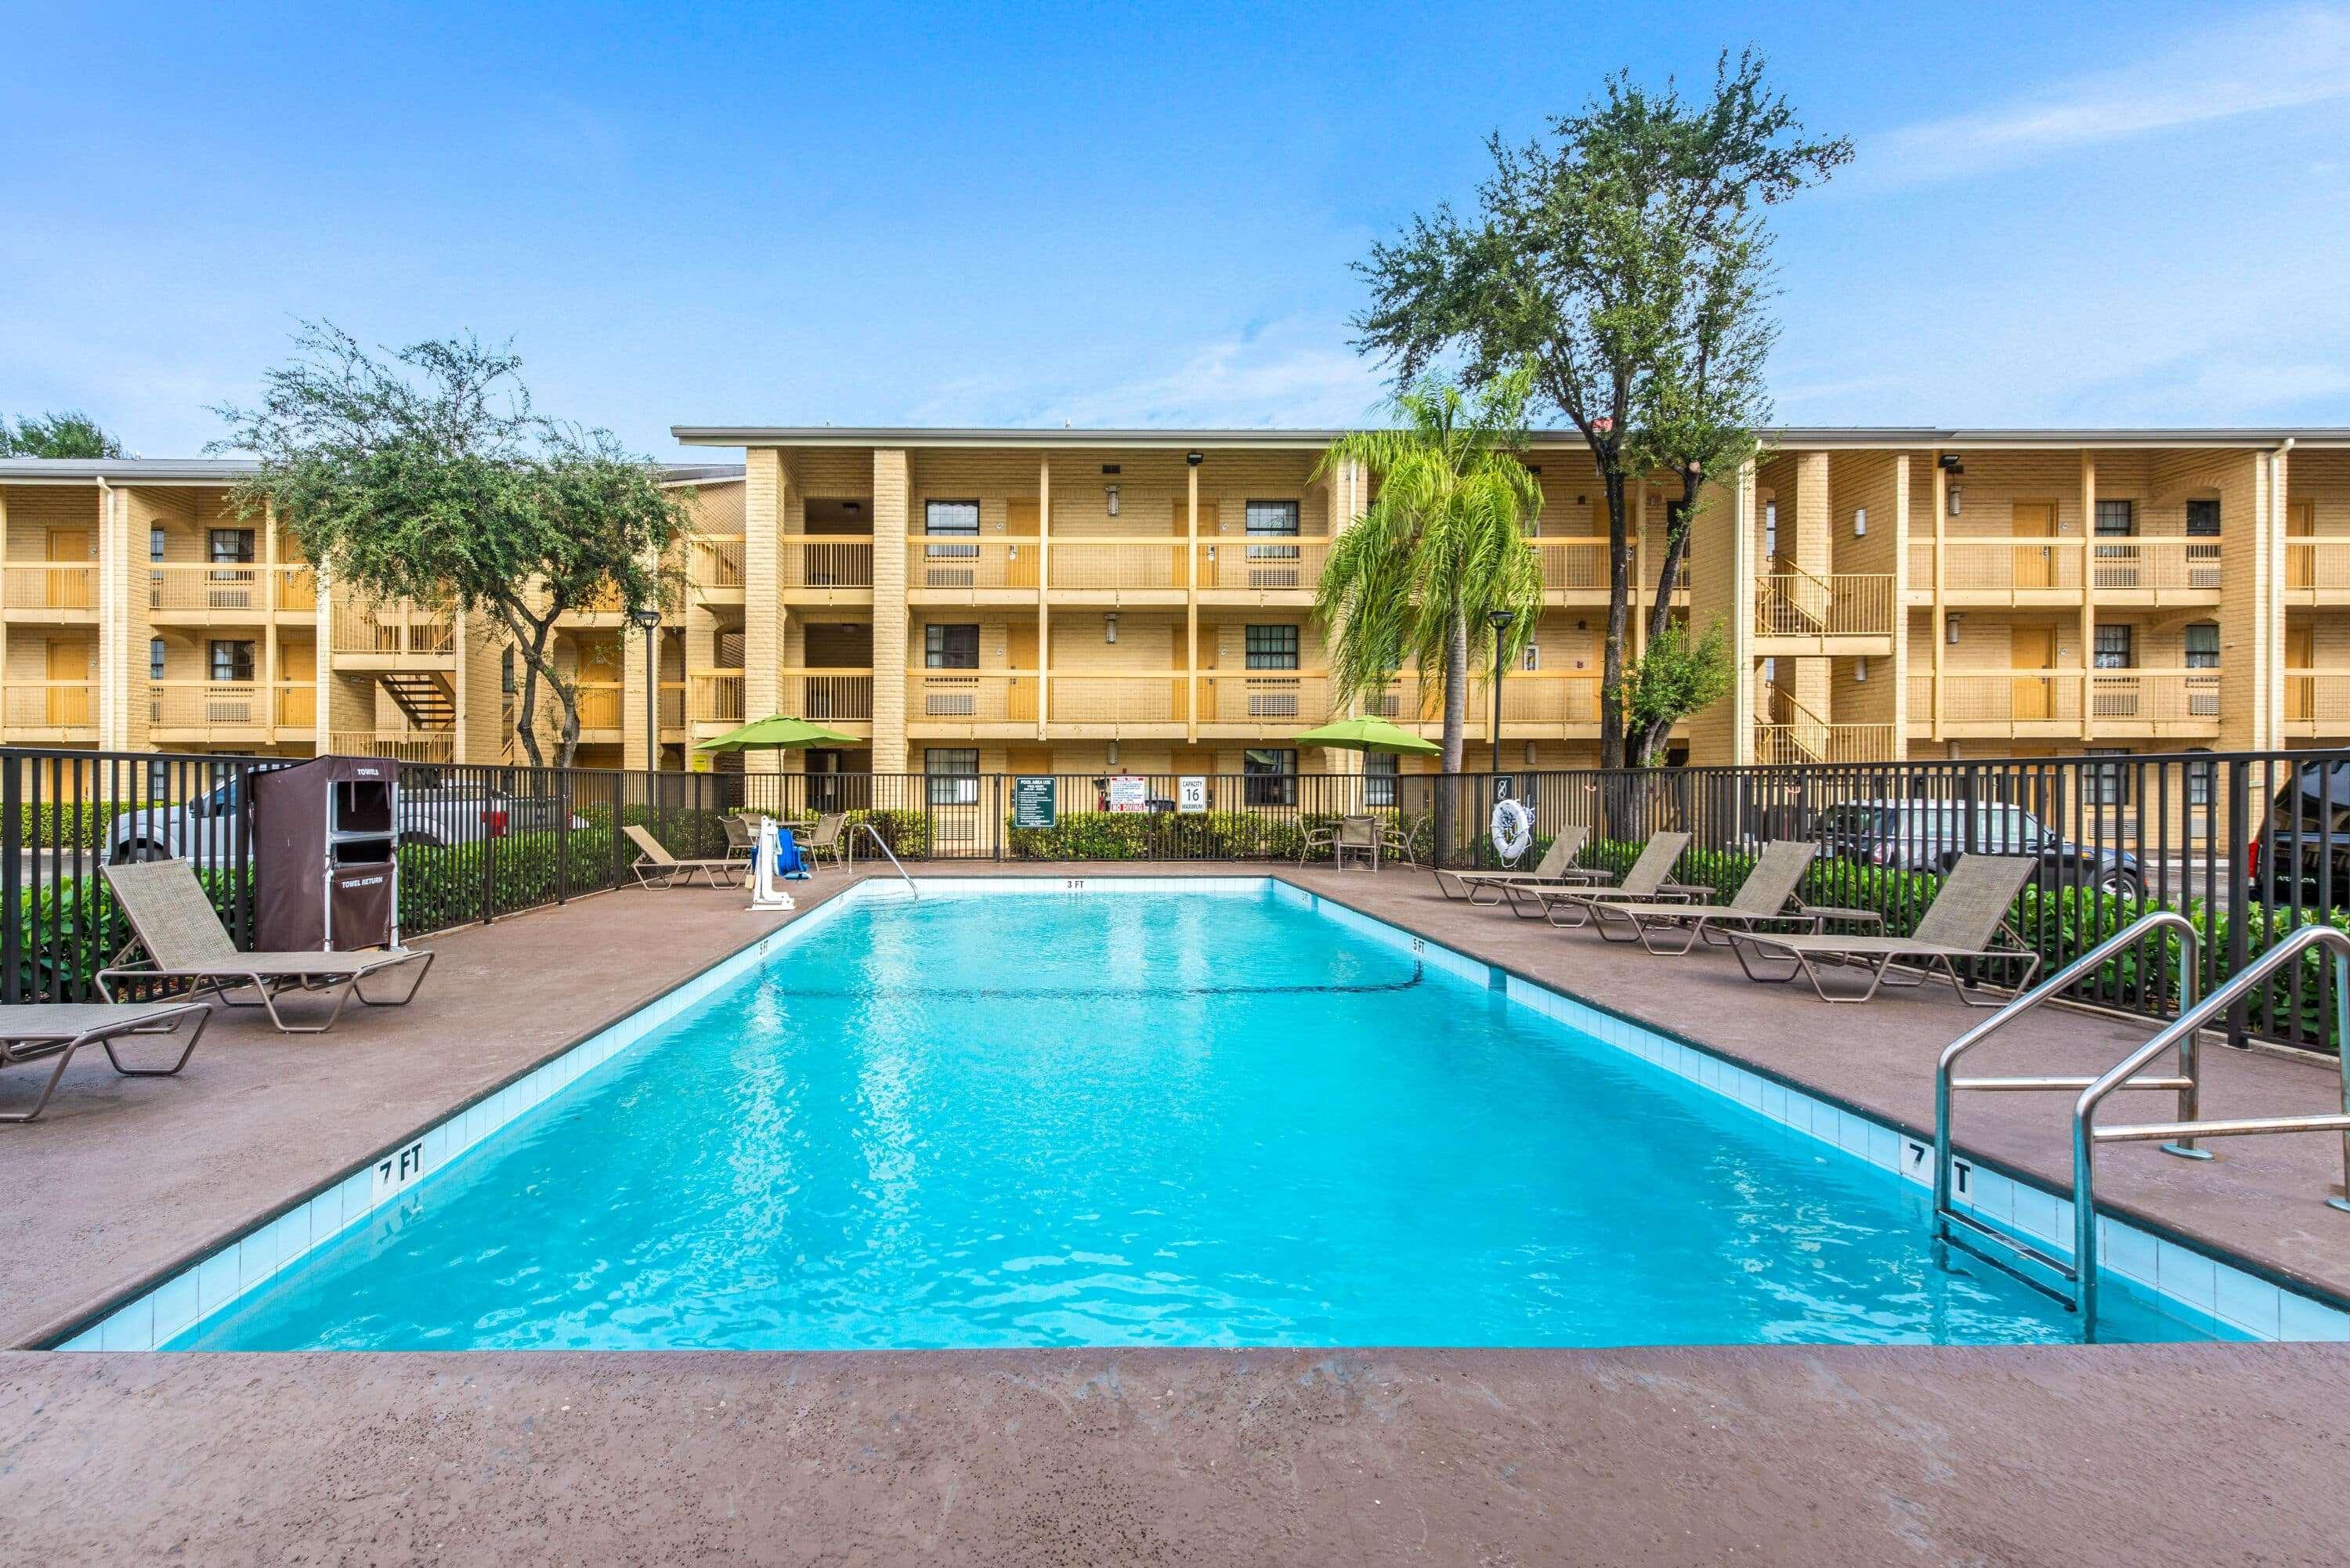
[2214,1266,2282,1339]
[148,1270,200,1343]
[1866,1124,1902,1173]
[2101,1220,2158,1285]
[196,1248,240,1319]
[97,1297,153,1352]
[1968,1171,2016,1228]
[2011,1184,2061,1245]
[2280,1290,2350,1342]
[2157,1240,2219,1316]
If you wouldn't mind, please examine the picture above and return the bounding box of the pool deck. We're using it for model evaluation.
[5,861,2350,1565]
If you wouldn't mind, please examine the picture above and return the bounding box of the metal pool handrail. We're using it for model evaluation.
[845,822,916,898]
[1931,911,2202,1311]
[2070,923,2350,1324]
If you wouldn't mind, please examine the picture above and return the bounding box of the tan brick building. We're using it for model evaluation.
[7,428,2346,778]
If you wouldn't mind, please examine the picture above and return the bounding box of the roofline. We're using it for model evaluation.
[2,458,746,486]
[674,425,2350,452]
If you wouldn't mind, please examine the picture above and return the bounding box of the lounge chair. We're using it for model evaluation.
[97,860,433,1035]
[624,824,743,890]
[1724,854,2042,1005]
[2,1000,213,1122]
[1578,839,1885,954]
[1303,815,1383,870]
[1509,832,1714,926]
[1434,825,1598,903]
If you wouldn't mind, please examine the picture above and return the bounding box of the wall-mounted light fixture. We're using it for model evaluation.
[1946,612,1964,645]
[1185,450,1203,468]
[1107,739,1120,767]
[1104,612,1119,644]
[1853,507,1867,537]
[1104,483,1120,516]
[1855,657,1869,683]
[1947,486,1963,518]
[1524,741,1538,767]
[843,500,862,515]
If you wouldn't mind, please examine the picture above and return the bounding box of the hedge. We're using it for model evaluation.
[20,800,175,852]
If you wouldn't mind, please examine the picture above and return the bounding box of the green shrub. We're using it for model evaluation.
[20,800,174,851]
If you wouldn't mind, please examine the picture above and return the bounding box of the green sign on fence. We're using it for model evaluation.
[1011,775,1056,829]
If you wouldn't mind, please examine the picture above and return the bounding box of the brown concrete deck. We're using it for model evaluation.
[6,861,2350,1566]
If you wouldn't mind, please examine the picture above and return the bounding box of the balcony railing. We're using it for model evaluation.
[1916,535,2222,597]
[907,537,1041,591]
[2,562,98,611]
[4,680,98,732]
[659,681,685,730]
[1037,538,1188,593]
[1754,571,1895,639]
[150,681,268,731]
[2284,539,2350,599]
[1531,537,1609,592]
[689,670,745,726]
[329,728,454,763]
[783,537,874,590]
[1752,721,1896,766]
[1042,673,1185,723]
[1366,673,1603,732]
[1192,539,1329,593]
[2286,669,2350,731]
[779,670,873,723]
[148,562,323,616]
[1198,673,1334,726]
[330,602,455,657]
[276,681,316,728]
[2090,669,2222,724]
[692,535,747,590]
[1913,670,2088,728]
[574,681,624,732]
[909,672,1042,725]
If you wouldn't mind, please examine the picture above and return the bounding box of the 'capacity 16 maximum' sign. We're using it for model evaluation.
[1011,775,1056,829]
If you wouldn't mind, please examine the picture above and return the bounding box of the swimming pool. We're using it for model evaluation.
[137,880,2264,1351]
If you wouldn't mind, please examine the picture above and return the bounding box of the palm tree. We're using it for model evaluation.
[1312,373,1545,852]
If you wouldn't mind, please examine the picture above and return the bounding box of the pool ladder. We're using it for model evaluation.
[844,822,917,898]
[1933,912,2350,1326]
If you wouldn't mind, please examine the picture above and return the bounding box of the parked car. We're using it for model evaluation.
[106,772,585,864]
[1807,797,2145,899]
[2251,757,2350,906]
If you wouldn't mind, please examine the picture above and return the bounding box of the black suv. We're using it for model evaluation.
[2252,759,2350,906]
[1809,799,2145,898]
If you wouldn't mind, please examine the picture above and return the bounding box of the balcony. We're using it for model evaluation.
[1913,536,2222,605]
[780,670,873,728]
[906,537,1040,600]
[2,680,99,741]
[1752,721,1896,765]
[147,563,317,621]
[330,602,456,667]
[276,681,316,729]
[781,537,873,605]
[1036,538,1188,604]
[688,669,745,727]
[2,563,99,620]
[1192,539,1330,602]
[574,681,624,740]
[150,681,275,741]
[1039,673,1185,729]
[1752,570,1895,654]
[328,728,454,763]
[1198,673,1335,729]
[908,671,1043,735]
[2286,670,2350,736]
[2284,540,2350,605]
[659,681,685,737]
[1909,669,2221,739]
[691,535,747,601]
[1368,673,1603,738]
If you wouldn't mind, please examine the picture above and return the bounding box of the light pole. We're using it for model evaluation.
[1488,609,1513,865]
[631,606,662,803]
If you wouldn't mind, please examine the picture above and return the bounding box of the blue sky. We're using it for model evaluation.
[5,2,2348,457]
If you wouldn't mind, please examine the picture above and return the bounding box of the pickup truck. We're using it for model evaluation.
[105,772,588,864]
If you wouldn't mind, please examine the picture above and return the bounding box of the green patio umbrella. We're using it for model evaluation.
[692,714,862,753]
[1292,715,1443,754]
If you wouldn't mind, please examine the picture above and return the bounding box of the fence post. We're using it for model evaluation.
[2,753,20,1006]
[482,777,497,926]
[555,768,572,905]
[2227,757,2252,1049]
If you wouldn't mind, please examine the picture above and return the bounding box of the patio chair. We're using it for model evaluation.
[1509,832,1714,927]
[800,812,849,866]
[1301,815,1383,870]
[97,860,434,1035]
[2,999,213,1122]
[720,814,759,865]
[1723,854,2042,1006]
[1577,839,1885,955]
[624,824,743,891]
[1433,825,1598,903]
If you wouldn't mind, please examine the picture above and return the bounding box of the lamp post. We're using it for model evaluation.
[1488,609,1513,865]
[631,606,662,802]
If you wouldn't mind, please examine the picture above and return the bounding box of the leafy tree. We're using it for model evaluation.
[1354,49,1850,767]
[214,323,692,766]
[0,410,124,458]
[1312,372,1544,850]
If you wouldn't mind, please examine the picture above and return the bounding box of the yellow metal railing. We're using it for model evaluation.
[1039,538,1188,593]
[331,602,454,657]
[150,681,267,730]
[779,670,873,722]
[2089,670,2222,725]
[689,670,746,725]
[1531,537,1611,593]
[2086,538,2222,594]
[1198,674,1333,725]
[3,562,99,611]
[1754,569,1895,639]
[2284,540,2350,600]
[909,672,1043,725]
[692,535,747,590]
[329,728,454,762]
[1192,538,1329,593]
[906,536,1040,591]
[1368,673,1602,734]
[5,680,99,731]
[783,537,874,590]
[574,681,624,731]
[1043,673,1187,723]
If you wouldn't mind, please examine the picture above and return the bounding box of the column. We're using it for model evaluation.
[1889,453,1911,761]
[743,448,784,774]
[263,500,280,745]
[1930,455,1947,746]
[622,620,651,771]
[1683,457,1755,765]
[1184,456,1199,744]
[1791,450,1831,726]
[2217,449,2277,752]
[2079,454,2096,742]
[870,447,911,773]
[1036,455,1051,742]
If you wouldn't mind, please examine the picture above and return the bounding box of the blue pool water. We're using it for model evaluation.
[173,889,2217,1349]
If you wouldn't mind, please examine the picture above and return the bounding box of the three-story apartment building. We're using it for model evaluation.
[8,427,2345,779]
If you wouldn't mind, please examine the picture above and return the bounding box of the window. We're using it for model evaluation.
[924,624,979,669]
[1365,752,1399,808]
[2184,623,2220,670]
[1245,500,1300,537]
[1524,645,1541,672]
[922,500,980,580]
[2094,499,2134,537]
[2093,625,2134,669]
[1244,747,1297,806]
[925,747,978,806]
[2186,748,2215,810]
[924,500,980,537]
[2085,748,2131,807]
[2185,498,2221,537]
[148,637,166,681]
[501,647,516,695]
[1244,624,1299,670]
[208,639,255,683]
[148,527,166,562]
[208,528,255,564]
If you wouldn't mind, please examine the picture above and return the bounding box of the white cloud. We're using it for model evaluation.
[1866,5,2350,186]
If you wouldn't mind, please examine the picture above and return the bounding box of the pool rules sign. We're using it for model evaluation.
[1012,776,1056,829]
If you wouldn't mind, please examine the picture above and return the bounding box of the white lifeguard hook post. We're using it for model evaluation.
[749,816,796,911]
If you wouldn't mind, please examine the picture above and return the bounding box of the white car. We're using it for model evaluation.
[105,773,587,864]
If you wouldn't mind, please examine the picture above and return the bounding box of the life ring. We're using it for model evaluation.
[1491,797,1534,864]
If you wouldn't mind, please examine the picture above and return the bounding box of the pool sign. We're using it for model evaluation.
[1011,775,1057,829]
[1105,775,1150,812]
[372,1136,427,1204]
[1177,775,1209,813]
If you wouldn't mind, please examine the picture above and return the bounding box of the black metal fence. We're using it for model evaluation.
[8,745,2350,1054]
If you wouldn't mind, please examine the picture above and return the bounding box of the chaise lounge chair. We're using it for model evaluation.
[1433,825,1600,903]
[2,999,213,1122]
[624,824,743,890]
[1577,838,1885,954]
[97,860,434,1035]
[1509,832,1714,927]
[1723,853,2042,1005]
